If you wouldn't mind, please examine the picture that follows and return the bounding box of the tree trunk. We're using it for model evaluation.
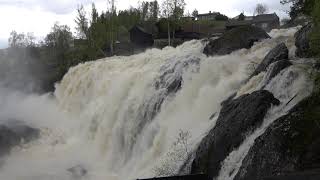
[173,29,175,46]
[167,21,171,46]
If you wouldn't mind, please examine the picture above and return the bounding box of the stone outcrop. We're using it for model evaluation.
[251,43,289,78]
[234,94,320,180]
[0,120,39,156]
[204,26,270,56]
[295,23,313,58]
[191,90,280,178]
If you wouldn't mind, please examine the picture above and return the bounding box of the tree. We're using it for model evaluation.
[238,13,245,21]
[149,0,159,21]
[8,31,36,48]
[215,13,228,21]
[107,0,117,55]
[281,0,315,18]
[91,3,99,24]
[141,1,150,21]
[161,0,172,46]
[161,0,186,46]
[309,0,320,56]
[75,5,89,39]
[192,9,198,18]
[44,23,74,76]
[254,3,268,15]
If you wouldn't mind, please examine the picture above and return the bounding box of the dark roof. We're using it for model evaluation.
[225,20,252,27]
[226,13,279,27]
[253,13,279,23]
[130,25,150,34]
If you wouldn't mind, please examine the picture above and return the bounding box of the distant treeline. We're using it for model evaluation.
[2,0,318,93]
[0,0,197,92]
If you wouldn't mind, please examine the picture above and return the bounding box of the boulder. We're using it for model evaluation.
[265,60,292,82]
[263,170,320,180]
[191,90,280,178]
[203,26,270,56]
[295,23,313,58]
[258,60,293,90]
[67,165,87,178]
[234,94,320,180]
[251,43,289,78]
[0,120,39,156]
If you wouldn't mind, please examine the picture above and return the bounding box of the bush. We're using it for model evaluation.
[310,0,320,57]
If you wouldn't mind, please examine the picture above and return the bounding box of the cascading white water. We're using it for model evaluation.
[0,26,313,180]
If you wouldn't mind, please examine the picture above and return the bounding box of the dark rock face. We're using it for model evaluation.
[251,43,289,78]
[155,57,200,94]
[0,120,39,156]
[191,90,280,178]
[204,26,270,56]
[234,94,320,180]
[263,169,320,180]
[281,14,311,29]
[266,60,292,82]
[258,60,293,90]
[295,23,313,58]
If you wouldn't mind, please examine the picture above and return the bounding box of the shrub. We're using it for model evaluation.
[310,0,320,57]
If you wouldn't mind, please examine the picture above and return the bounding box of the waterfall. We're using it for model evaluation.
[0,26,313,180]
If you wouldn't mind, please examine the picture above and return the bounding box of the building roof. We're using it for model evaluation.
[130,25,154,35]
[232,15,254,21]
[130,25,148,33]
[226,13,279,27]
[253,13,279,23]
[225,20,252,27]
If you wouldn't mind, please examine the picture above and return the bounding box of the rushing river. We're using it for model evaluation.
[0,27,314,180]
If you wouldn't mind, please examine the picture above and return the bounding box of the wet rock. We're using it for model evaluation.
[67,165,87,178]
[264,171,320,180]
[281,14,311,29]
[266,60,292,81]
[147,56,200,121]
[155,57,200,94]
[295,23,313,58]
[251,43,289,78]
[191,90,280,178]
[314,62,320,70]
[234,94,320,180]
[0,120,39,156]
[258,60,293,90]
[204,26,270,56]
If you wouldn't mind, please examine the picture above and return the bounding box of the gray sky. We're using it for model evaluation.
[0,0,290,48]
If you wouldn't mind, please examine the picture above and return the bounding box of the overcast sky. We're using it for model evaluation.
[0,0,290,48]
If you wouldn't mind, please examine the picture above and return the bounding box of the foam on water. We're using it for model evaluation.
[0,27,312,180]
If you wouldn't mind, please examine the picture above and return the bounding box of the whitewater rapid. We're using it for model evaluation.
[0,27,314,180]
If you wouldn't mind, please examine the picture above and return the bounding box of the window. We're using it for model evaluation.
[262,23,268,28]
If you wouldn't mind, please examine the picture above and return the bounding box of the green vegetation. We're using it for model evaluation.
[1,0,230,91]
[279,0,320,157]
[1,1,159,90]
[281,0,315,19]
[288,79,320,157]
[161,0,186,45]
[283,0,320,57]
[310,0,320,57]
